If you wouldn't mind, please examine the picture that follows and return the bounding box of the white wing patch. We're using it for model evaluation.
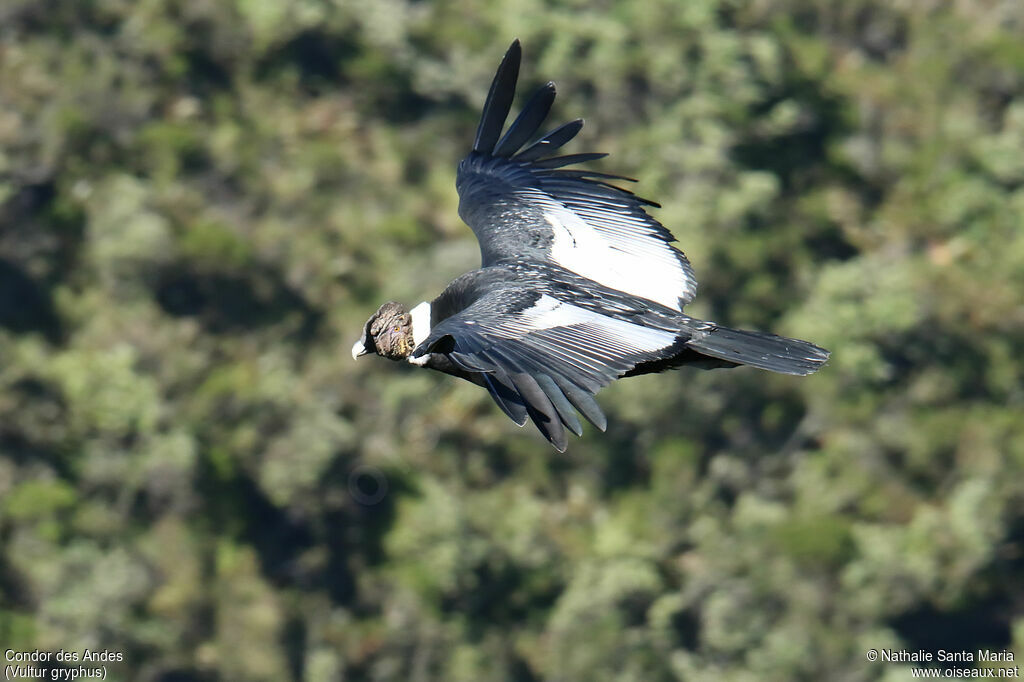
[539,201,695,312]
[492,295,676,356]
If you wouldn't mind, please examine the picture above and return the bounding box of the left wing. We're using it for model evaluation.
[411,288,684,451]
[456,40,698,313]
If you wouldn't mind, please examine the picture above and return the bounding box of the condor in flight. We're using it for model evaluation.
[353,40,829,451]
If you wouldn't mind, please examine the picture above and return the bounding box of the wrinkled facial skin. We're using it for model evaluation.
[353,301,414,361]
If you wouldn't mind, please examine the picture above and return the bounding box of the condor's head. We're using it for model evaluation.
[351,301,415,361]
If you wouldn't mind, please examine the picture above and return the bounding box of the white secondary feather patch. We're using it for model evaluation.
[540,201,694,311]
[493,295,676,355]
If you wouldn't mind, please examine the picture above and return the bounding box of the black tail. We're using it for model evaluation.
[686,326,830,376]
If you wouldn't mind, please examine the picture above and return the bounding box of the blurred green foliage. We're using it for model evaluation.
[1,1,1023,680]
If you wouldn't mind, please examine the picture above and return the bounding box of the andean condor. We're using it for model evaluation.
[353,40,829,451]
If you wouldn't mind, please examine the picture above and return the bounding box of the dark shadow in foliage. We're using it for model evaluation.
[803,220,860,262]
[254,28,358,92]
[153,262,323,342]
[0,176,57,229]
[358,60,443,125]
[730,73,850,194]
[0,549,34,615]
[198,448,409,607]
[237,475,318,586]
[671,607,702,649]
[597,422,655,494]
[891,597,1012,669]
[254,28,436,122]
[438,548,564,639]
[190,450,355,678]
[0,178,87,345]
[867,320,1011,488]
[728,46,884,208]
[454,436,517,487]
[890,511,1024,664]
[182,40,234,95]
[716,381,808,452]
[728,48,882,214]
[507,656,543,682]
[191,448,323,590]
[318,458,411,606]
[0,260,63,343]
[0,0,116,38]
[878,320,1002,402]
[707,382,810,505]
[0,378,72,476]
[281,616,307,682]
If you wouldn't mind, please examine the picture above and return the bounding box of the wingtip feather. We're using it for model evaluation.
[473,40,523,154]
[513,118,585,162]
[494,81,557,158]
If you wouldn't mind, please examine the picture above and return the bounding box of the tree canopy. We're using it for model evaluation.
[1,1,1022,680]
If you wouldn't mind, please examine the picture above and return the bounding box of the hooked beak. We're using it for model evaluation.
[351,339,370,361]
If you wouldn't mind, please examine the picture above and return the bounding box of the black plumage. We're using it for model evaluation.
[353,40,830,451]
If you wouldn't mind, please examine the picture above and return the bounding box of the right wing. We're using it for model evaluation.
[455,40,699,313]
